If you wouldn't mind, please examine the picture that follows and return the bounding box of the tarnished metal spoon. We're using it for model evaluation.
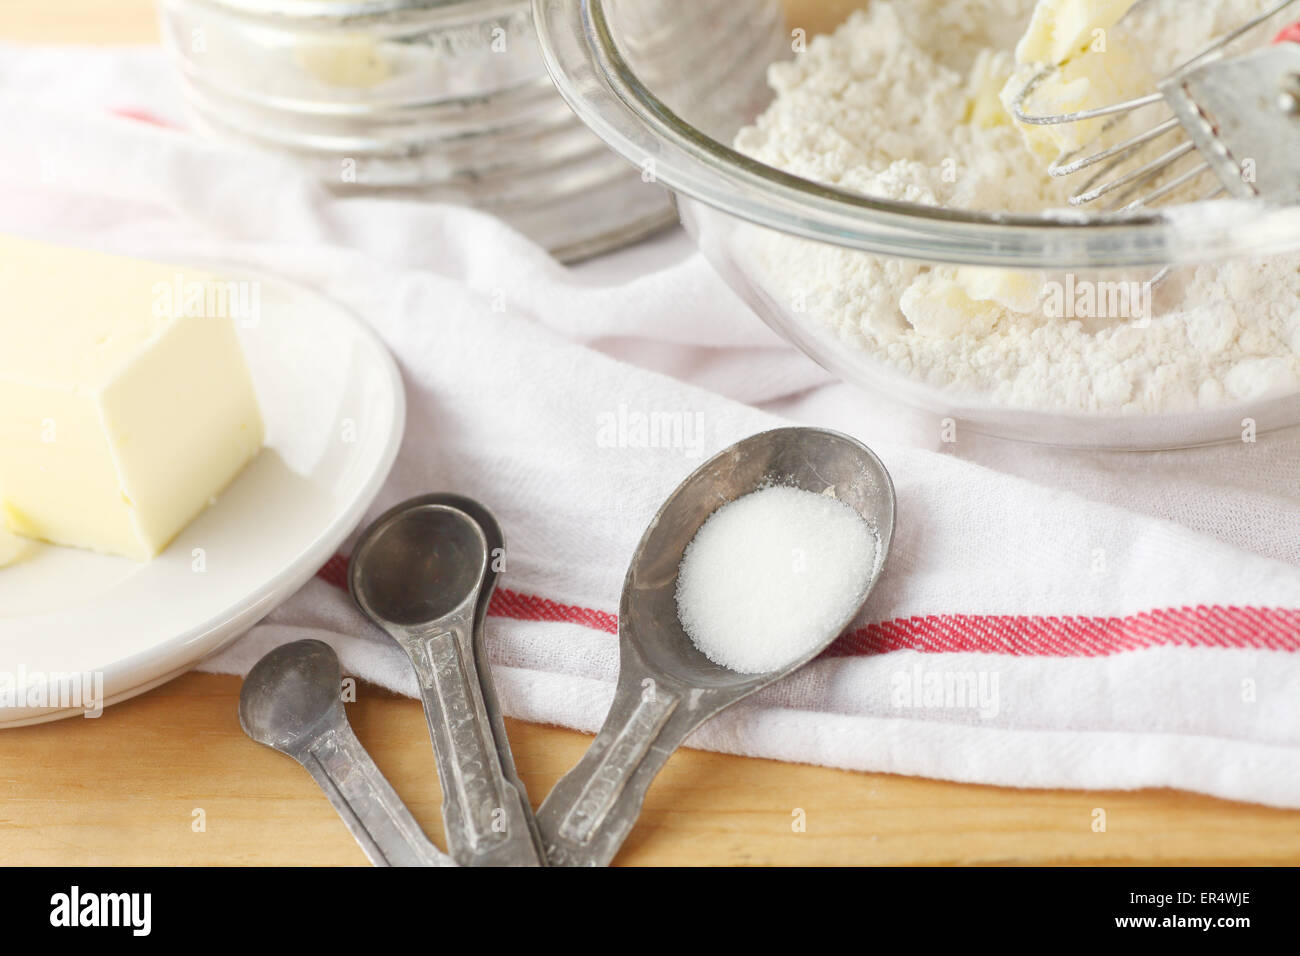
[535,427,895,866]
[239,639,453,867]
[349,494,545,867]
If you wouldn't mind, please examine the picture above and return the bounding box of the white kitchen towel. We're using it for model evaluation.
[4,46,1300,809]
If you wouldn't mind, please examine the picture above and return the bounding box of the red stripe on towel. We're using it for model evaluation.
[825,606,1300,658]
[110,107,179,129]
[315,554,1300,657]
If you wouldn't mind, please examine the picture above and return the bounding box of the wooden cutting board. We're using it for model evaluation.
[4,671,1300,866]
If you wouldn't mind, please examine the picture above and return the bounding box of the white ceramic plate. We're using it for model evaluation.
[0,271,404,727]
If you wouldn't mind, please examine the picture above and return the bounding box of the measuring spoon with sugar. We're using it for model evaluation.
[349,493,546,867]
[534,427,895,866]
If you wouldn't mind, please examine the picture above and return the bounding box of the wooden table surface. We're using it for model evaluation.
[3,0,1300,867]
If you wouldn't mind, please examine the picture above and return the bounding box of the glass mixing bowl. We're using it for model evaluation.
[531,0,1300,447]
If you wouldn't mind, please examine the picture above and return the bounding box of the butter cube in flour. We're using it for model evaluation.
[0,236,264,560]
[1015,0,1140,65]
[1003,0,1148,161]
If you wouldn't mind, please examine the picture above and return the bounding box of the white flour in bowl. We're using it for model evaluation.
[733,0,1300,414]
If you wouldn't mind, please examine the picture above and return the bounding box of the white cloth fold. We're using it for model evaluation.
[3,46,1299,808]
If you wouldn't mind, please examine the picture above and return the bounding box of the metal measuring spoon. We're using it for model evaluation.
[239,639,453,867]
[535,427,896,866]
[349,494,545,867]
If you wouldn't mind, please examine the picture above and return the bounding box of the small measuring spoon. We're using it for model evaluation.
[535,427,895,866]
[349,494,545,867]
[239,639,453,867]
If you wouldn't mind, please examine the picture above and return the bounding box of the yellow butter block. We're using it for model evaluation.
[0,236,264,561]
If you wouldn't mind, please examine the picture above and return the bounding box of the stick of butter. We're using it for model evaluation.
[0,237,264,561]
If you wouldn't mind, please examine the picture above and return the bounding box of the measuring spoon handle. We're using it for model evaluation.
[535,670,695,867]
[300,721,454,867]
[397,610,544,867]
